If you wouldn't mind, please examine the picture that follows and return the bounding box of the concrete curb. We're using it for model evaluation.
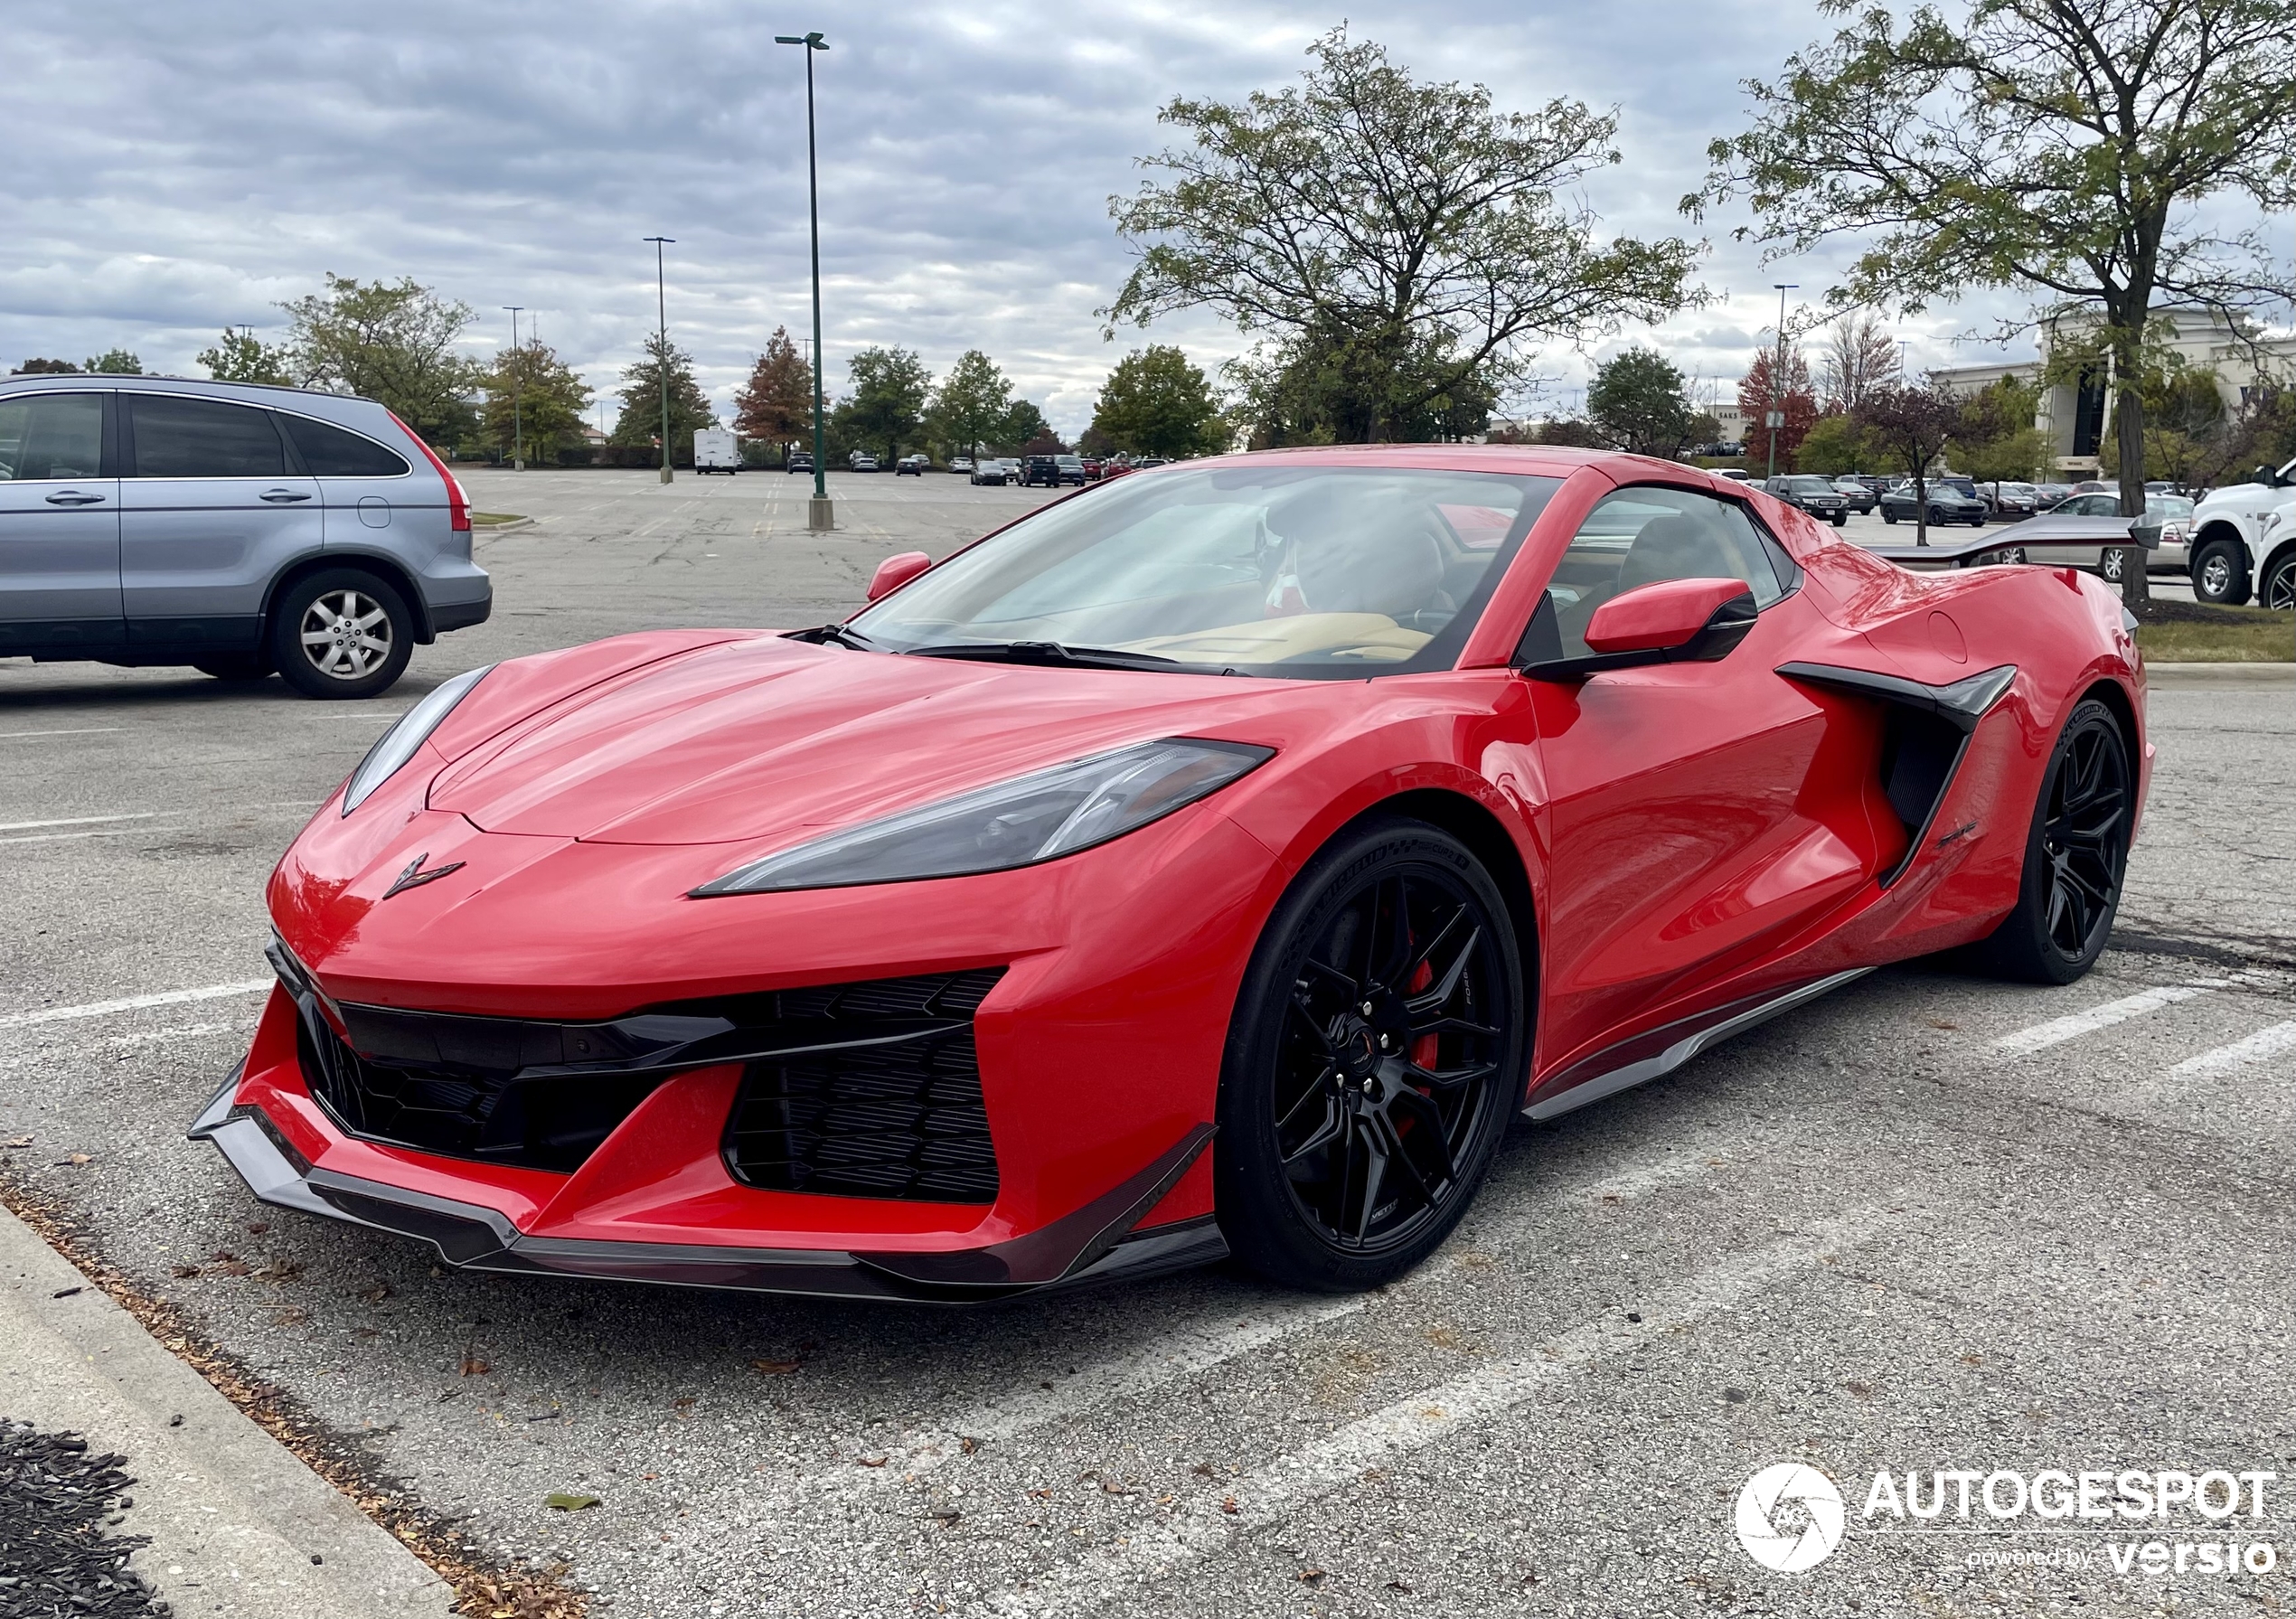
[0,1205,452,1618]
[2146,661,2292,685]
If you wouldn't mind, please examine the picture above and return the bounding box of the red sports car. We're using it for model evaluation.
[193,447,2147,1300]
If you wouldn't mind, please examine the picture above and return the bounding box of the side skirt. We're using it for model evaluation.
[1522,967,1872,1123]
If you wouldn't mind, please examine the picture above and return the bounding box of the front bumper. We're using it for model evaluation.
[190,1068,1222,1303]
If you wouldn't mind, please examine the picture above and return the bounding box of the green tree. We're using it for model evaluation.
[280,274,480,444]
[842,346,932,466]
[480,341,593,463]
[197,328,292,384]
[994,399,1055,455]
[611,333,715,459]
[14,358,77,374]
[1951,376,2051,488]
[1852,383,1965,546]
[1109,26,1698,443]
[1586,347,1693,457]
[927,350,1014,464]
[1696,0,2296,574]
[83,348,142,374]
[1091,345,1226,458]
[733,327,812,460]
[1796,413,1877,475]
[1532,418,1606,448]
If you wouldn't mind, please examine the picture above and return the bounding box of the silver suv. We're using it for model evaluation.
[0,374,492,699]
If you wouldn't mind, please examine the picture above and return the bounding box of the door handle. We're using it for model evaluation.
[259,488,314,503]
[44,490,105,506]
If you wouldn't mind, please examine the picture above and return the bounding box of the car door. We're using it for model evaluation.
[118,391,323,654]
[2019,493,2113,567]
[0,390,123,654]
[1520,485,1894,1078]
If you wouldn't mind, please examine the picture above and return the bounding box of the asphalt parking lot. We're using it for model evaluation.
[2,468,2289,1617]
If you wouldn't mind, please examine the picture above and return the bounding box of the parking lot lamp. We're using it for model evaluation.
[1766,283,1797,481]
[776,30,833,532]
[645,237,675,484]
[501,306,523,471]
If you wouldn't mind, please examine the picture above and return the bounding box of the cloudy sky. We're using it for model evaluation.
[3,0,2048,435]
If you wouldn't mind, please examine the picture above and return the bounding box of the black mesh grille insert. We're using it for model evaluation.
[722,968,1004,1204]
[296,1012,670,1173]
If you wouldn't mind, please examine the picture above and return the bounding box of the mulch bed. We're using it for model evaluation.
[0,1419,169,1618]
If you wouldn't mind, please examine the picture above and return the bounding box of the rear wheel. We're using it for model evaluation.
[2190,540,2251,606]
[2100,547,2126,582]
[1217,819,1525,1292]
[1881,507,1898,524]
[1968,699,2131,984]
[269,569,414,700]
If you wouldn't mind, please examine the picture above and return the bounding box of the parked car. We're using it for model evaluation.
[1761,475,1850,525]
[970,459,1009,486]
[1980,481,2040,520]
[1055,454,1087,485]
[1021,454,1063,487]
[896,455,929,477]
[1714,468,1757,483]
[850,453,880,474]
[1996,493,2197,583]
[1134,457,1172,471]
[1877,481,1990,527]
[1079,456,1104,480]
[0,373,490,699]
[1830,476,1877,514]
[2068,479,2111,495]
[2190,456,2296,607]
[2031,482,2073,511]
[949,457,975,475]
[786,449,814,475]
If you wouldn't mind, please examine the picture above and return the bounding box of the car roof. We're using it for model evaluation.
[0,371,395,432]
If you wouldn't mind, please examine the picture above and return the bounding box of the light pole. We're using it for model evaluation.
[645,237,675,485]
[501,306,524,470]
[1766,283,1798,481]
[776,30,833,532]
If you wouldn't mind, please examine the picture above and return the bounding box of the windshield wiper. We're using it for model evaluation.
[901,640,1185,672]
[792,622,882,651]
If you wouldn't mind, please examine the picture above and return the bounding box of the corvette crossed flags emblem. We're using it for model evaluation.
[383,851,466,899]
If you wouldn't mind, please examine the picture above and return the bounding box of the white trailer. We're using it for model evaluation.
[694,428,742,475]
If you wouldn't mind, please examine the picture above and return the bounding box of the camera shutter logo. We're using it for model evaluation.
[1736,1464,1846,1572]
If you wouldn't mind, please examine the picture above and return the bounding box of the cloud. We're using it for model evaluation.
[0,0,2047,427]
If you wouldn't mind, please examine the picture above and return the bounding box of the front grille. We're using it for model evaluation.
[296,1013,670,1172]
[722,968,1004,1204]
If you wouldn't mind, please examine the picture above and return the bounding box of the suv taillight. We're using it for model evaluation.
[391,412,472,532]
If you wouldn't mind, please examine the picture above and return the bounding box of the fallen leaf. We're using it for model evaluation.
[1962,1352,1984,1366]
[959,1435,980,1455]
[672,1397,697,1409]
[170,1264,201,1279]
[1190,1462,1216,1479]
[3,1136,30,1149]
[928,1510,961,1526]
[750,1358,800,1376]
[1028,1488,1053,1500]
[1387,1580,1415,1594]
[1099,1480,1134,1496]
[543,1492,600,1511]
[1298,1567,1325,1585]
[855,1454,889,1468]
[461,1356,491,1378]
[65,1153,92,1166]
[1220,1496,1239,1515]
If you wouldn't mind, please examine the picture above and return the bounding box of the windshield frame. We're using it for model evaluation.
[842,460,1566,681]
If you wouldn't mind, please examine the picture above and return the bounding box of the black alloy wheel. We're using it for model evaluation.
[2263,554,2296,611]
[1970,699,2131,984]
[1218,820,1524,1291]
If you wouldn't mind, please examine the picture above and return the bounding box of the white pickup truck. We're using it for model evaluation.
[2190,457,2296,608]
[693,428,742,475]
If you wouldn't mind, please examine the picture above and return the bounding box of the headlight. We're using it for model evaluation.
[341,664,493,814]
[691,737,1273,897]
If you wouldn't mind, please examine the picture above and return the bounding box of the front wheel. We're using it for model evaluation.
[1217,819,1525,1292]
[2263,553,2296,611]
[269,569,414,700]
[1882,507,1898,524]
[1967,699,2131,984]
[2190,541,2250,606]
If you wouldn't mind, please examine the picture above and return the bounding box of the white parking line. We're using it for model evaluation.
[992,1206,1899,1614]
[2164,1020,2296,1080]
[0,829,153,846]
[0,814,162,833]
[0,980,272,1031]
[0,728,125,739]
[1990,983,2228,1059]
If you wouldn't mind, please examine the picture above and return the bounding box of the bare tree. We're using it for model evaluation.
[1821,313,1901,411]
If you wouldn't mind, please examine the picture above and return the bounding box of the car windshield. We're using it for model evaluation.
[851,464,1562,678]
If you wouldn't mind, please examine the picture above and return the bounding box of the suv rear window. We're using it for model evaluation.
[280,413,410,477]
[129,393,285,478]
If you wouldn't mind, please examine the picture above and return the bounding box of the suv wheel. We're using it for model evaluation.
[2264,553,2296,611]
[269,569,414,700]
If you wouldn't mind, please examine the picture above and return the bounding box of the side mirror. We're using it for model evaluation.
[1517,578,1759,682]
[867,550,932,602]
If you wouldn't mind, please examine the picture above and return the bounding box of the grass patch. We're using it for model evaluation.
[2129,598,2291,662]
[467,512,527,527]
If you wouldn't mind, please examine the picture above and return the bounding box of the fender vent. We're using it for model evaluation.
[722,968,1005,1204]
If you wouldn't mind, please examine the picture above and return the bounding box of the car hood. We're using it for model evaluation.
[2196,481,2273,513]
[425,635,1294,846]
